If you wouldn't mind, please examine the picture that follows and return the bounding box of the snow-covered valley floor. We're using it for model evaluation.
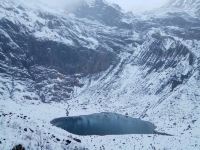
[0,71,200,150]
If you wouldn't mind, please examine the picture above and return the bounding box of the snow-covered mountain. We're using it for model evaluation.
[166,0,200,16]
[0,0,200,149]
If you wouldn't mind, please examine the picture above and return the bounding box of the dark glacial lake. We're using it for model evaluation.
[51,112,157,136]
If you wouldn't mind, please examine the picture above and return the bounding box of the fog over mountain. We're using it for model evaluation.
[24,0,169,13]
[107,0,169,12]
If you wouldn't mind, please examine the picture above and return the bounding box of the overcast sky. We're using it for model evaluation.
[107,0,169,12]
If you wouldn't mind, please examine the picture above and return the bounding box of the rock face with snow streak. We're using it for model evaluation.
[0,0,200,150]
[0,0,120,102]
[166,0,200,16]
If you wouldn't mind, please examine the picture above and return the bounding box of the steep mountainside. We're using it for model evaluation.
[166,0,200,16]
[0,0,200,149]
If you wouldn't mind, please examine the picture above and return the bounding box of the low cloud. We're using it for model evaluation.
[38,0,83,10]
[107,0,169,12]
[26,0,169,13]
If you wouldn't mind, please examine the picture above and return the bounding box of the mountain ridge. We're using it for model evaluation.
[166,0,200,16]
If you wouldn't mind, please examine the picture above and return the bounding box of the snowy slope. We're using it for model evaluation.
[0,0,200,149]
[166,0,200,16]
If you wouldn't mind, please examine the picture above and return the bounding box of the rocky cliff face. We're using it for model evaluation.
[166,0,200,16]
[0,0,122,102]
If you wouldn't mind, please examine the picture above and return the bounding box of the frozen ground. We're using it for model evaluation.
[0,0,200,149]
[0,67,200,149]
